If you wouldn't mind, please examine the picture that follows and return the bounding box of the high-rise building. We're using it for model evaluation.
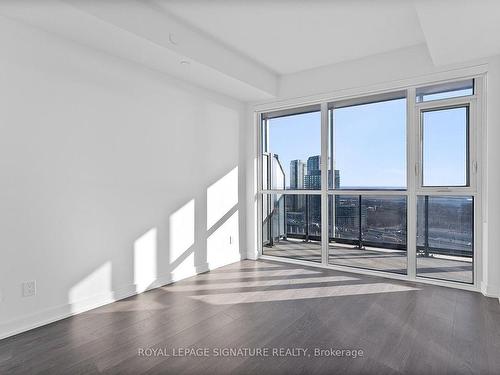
[304,155,321,189]
[307,155,320,171]
[303,155,341,189]
[303,156,321,230]
[289,160,306,189]
[287,160,306,223]
[333,169,340,189]
[286,155,340,239]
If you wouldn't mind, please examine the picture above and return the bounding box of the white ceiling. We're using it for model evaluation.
[414,0,500,66]
[1,0,500,101]
[152,0,426,74]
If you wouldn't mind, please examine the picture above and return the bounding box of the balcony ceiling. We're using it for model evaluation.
[1,0,499,101]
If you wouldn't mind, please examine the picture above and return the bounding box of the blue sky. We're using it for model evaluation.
[267,98,466,189]
[269,111,321,187]
[423,107,467,186]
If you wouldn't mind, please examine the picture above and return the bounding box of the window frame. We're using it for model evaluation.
[328,92,408,191]
[256,74,483,292]
[416,95,478,193]
[260,106,322,191]
[415,78,474,103]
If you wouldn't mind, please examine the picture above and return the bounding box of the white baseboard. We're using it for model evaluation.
[480,281,500,299]
[207,255,244,271]
[246,250,259,260]
[0,258,242,341]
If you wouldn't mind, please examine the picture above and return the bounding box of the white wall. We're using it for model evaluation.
[484,56,500,298]
[247,44,500,298]
[0,17,246,339]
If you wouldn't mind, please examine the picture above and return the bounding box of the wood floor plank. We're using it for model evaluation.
[0,259,499,374]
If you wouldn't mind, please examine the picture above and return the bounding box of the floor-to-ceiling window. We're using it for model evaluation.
[415,79,476,283]
[328,95,408,275]
[259,78,479,285]
[261,107,323,262]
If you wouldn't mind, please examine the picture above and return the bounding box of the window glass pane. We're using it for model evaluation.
[332,195,360,242]
[416,79,473,103]
[417,196,473,284]
[262,111,321,190]
[329,195,407,275]
[422,107,468,186]
[330,98,406,189]
[262,194,321,263]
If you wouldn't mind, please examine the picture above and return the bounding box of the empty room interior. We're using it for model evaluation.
[1,1,500,374]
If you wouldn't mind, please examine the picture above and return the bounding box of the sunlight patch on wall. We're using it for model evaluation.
[169,199,195,277]
[171,252,195,281]
[68,262,112,313]
[207,167,238,230]
[207,210,239,267]
[134,228,157,293]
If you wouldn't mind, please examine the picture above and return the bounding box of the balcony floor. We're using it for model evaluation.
[264,239,472,284]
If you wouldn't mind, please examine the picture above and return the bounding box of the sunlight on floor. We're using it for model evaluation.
[167,274,360,292]
[189,282,419,304]
[192,266,322,280]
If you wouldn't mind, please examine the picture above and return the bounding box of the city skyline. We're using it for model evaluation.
[289,155,339,189]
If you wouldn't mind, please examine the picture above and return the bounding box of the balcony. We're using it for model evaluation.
[263,194,473,283]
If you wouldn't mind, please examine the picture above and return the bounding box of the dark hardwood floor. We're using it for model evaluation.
[1,259,500,374]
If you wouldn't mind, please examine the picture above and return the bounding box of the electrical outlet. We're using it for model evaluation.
[23,280,36,297]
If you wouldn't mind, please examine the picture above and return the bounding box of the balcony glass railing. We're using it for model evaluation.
[329,195,407,251]
[262,194,322,263]
[263,194,473,281]
[416,196,473,283]
[328,195,408,275]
